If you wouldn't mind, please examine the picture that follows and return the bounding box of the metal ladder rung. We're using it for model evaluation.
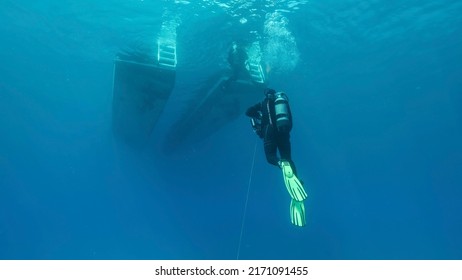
[159,51,175,59]
[157,40,177,68]
[159,47,175,52]
[247,63,265,83]
[160,45,176,52]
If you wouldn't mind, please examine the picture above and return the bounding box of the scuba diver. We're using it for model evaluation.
[228,41,249,80]
[222,41,251,91]
[245,88,307,227]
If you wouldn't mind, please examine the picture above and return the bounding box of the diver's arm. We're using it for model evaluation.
[245,103,262,118]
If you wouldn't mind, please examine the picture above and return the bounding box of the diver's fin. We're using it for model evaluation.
[279,161,307,201]
[290,199,306,227]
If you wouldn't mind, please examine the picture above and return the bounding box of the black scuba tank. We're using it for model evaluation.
[274,92,291,132]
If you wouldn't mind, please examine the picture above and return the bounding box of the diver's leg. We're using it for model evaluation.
[278,132,298,176]
[263,126,279,167]
[278,132,307,201]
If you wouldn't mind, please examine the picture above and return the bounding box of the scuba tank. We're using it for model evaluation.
[274,92,291,132]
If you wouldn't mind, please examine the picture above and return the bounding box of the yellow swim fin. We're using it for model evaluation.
[279,161,307,201]
[290,199,306,227]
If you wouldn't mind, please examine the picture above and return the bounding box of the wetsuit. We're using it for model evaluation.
[246,93,298,175]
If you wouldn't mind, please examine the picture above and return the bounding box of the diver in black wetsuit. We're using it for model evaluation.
[228,41,249,80]
[222,41,250,91]
[246,88,307,227]
[245,88,298,176]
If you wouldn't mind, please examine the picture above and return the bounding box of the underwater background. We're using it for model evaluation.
[1,0,461,259]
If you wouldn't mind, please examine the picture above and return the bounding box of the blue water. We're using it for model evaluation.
[1,0,461,260]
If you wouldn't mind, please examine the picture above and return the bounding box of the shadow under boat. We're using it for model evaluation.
[112,41,177,148]
[163,61,266,153]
